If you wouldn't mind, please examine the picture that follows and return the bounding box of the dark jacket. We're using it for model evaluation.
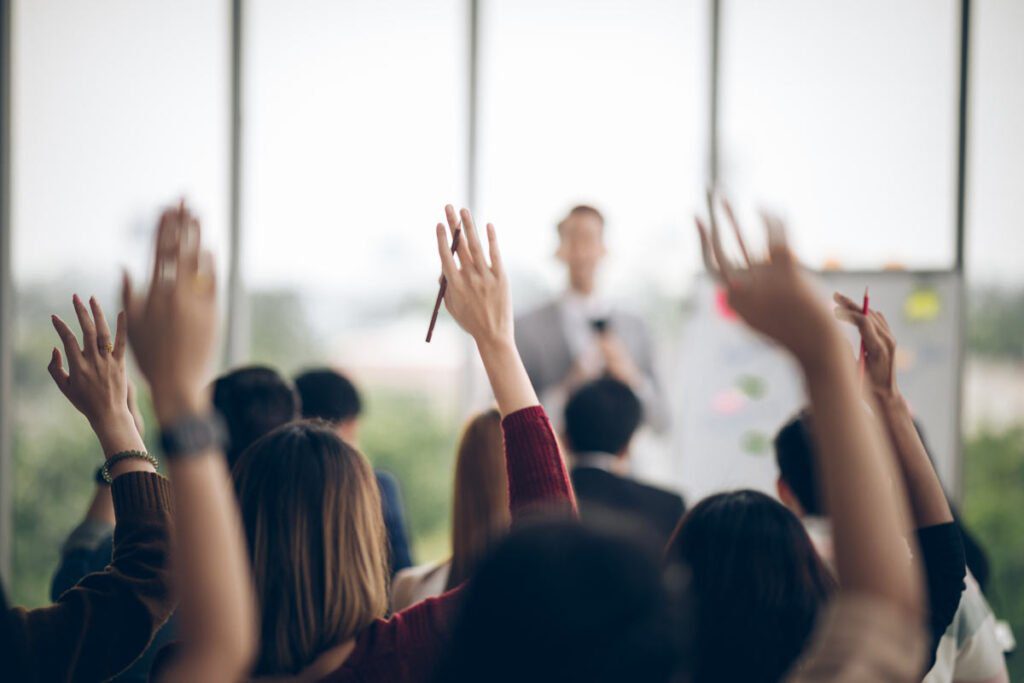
[570,465,685,546]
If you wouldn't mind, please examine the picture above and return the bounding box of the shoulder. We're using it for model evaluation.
[516,300,561,328]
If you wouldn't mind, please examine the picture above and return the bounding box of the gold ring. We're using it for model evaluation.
[100,341,114,354]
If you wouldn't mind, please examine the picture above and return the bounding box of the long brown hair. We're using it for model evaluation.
[446,409,510,589]
[233,420,390,675]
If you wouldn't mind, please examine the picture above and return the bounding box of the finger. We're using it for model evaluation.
[709,216,738,286]
[152,208,180,286]
[435,223,458,279]
[460,208,487,271]
[720,198,752,267]
[761,213,791,263]
[196,250,218,297]
[832,291,864,313]
[72,294,98,354]
[89,296,113,354]
[834,308,886,355]
[47,347,70,393]
[178,210,202,279]
[486,223,503,274]
[113,310,127,360]
[446,205,472,268]
[51,314,83,368]
[695,217,723,283]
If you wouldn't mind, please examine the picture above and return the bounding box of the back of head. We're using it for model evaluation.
[564,377,642,456]
[233,420,389,675]
[774,411,824,516]
[448,409,510,589]
[294,367,362,424]
[212,365,300,468]
[665,490,835,683]
[434,521,682,683]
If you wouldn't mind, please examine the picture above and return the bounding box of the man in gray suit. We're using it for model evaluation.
[514,205,669,433]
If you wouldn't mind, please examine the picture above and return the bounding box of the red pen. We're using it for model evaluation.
[857,286,869,377]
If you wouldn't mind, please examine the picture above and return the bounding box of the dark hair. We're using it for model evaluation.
[557,204,605,233]
[665,490,836,683]
[233,421,389,675]
[773,411,822,515]
[434,521,683,683]
[294,368,362,424]
[212,365,300,468]
[564,378,642,456]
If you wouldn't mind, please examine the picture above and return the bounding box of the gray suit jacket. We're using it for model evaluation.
[514,300,669,432]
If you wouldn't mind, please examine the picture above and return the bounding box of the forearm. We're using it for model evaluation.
[875,392,954,528]
[165,454,256,680]
[801,334,921,616]
[502,407,576,517]
[477,337,540,416]
[155,392,256,680]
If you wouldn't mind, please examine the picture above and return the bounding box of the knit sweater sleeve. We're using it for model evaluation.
[3,472,175,683]
[501,405,577,518]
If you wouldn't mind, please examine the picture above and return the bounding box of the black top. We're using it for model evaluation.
[916,521,967,674]
[570,466,685,547]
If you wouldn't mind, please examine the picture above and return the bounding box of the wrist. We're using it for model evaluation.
[152,387,209,428]
[795,325,849,378]
[474,334,517,360]
[91,409,146,458]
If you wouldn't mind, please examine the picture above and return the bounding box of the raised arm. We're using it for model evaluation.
[697,209,922,619]
[1,296,173,683]
[436,205,575,515]
[124,203,256,682]
[834,293,965,667]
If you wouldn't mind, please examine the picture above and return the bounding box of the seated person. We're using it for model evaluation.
[775,413,1008,683]
[774,291,990,681]
[294,367,415,575]
[391,409,509,611]
[2,296,175,682]
[49,365,299,682]
[564,377,684,545]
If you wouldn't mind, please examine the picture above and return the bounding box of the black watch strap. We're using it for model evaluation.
[159,412,228,459]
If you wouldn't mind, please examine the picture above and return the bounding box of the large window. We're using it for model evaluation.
[9,0,229,606]
[242,0,467,561]
[719,0,959,270]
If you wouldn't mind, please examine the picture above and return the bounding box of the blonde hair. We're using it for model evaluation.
[447,409,511,589]
[233,420,389,675]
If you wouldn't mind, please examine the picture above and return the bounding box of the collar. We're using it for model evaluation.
[572,451,623,473]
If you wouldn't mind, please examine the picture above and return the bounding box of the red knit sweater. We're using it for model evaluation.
[317,405,575,683]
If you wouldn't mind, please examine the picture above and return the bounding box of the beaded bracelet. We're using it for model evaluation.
[102,450,160,484]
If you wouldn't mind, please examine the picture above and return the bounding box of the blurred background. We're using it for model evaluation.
[0,0,1020,675]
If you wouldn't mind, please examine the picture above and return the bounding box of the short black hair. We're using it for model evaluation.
[773,411,823,516]
[294,368,362,423]
[564,378,642,456]
[433,520,683,683]
[212,365,300,469]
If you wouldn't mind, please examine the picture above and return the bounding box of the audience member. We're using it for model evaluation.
[774,294,1001,682]
[121,202,257,681]
[565,377,684,546]
[47,364,299,682]
[294,367,415,575]
[391,409,509,612]
[687,207,928,682]
[0,295,175,682]
[213,365,300,469]
[515,204,668,431]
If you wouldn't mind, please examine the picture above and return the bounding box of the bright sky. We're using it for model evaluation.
[11,0,1024,303]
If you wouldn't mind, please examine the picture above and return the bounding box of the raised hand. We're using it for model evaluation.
[696,206,835,367]
[122,201,217,425]
[435,205,512,349]
[833,292,898,397]
[434,205,537,416]
[49,296,147,459]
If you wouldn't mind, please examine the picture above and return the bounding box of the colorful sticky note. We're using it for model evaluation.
[904,287,941,322]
